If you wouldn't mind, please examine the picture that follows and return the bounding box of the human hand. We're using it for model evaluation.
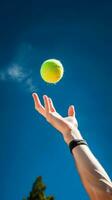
[32,93,83,144]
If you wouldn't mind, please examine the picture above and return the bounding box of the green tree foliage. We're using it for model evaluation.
[23,176,54,200]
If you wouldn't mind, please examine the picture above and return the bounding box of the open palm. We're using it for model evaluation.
[32,93,80,141]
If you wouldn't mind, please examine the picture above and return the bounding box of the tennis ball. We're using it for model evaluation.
[40,59,64,84]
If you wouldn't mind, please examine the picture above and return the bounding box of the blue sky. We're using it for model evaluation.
[0,0,112,200]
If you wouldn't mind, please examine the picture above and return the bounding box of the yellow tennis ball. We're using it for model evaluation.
[40,59,64,84]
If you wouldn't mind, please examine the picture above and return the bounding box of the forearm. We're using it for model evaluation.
[73,144,112,199]
[64,129,112,199]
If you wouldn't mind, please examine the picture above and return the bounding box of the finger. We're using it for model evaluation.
[32,93,45,117]
[48,97,56,112]
[43,95,50,117]
[68,105,75,117]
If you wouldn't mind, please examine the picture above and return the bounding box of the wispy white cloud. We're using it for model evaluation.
[25,78,37,92]
[0,65,36,92]
[7,65,27,82]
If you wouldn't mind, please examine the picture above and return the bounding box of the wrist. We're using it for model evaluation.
[63,127,83,145]
[69,139,88,153]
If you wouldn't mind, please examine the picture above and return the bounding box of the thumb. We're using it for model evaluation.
[68,105,75,117]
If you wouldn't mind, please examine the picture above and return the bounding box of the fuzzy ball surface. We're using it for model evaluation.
[40,59,64,84]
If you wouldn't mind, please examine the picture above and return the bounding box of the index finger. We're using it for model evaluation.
[32,93,45,117]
